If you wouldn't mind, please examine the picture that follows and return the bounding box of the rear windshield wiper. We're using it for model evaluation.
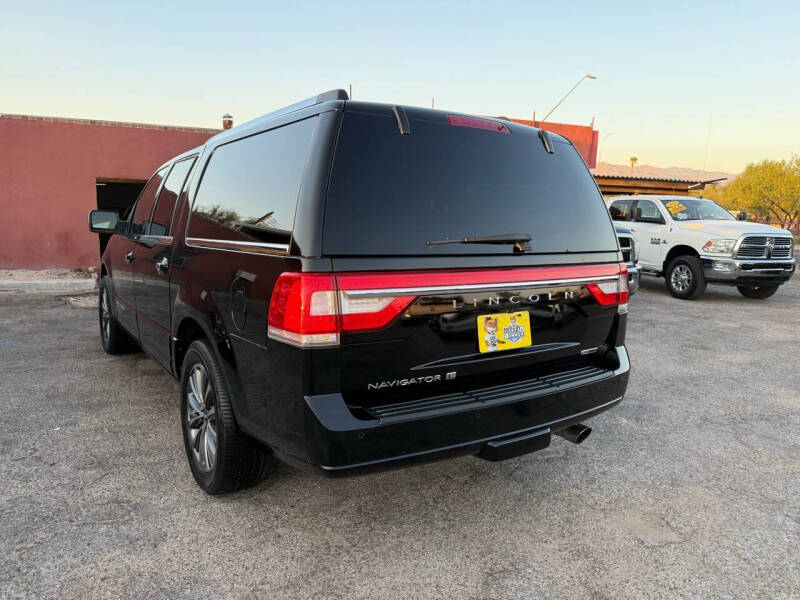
[426,234,532,251]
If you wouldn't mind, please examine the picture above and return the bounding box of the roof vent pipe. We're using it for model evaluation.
[222,114,233,130]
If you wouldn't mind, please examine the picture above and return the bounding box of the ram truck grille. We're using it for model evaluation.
[736,236,792,259]
[618,236,633,263]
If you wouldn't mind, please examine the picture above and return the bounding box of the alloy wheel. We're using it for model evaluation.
[100,289,111,341]
[186,364,218,472]
[671,264,692,292]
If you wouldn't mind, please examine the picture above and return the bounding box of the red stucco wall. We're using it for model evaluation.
[0,115,217,269]
[509,119,598,168]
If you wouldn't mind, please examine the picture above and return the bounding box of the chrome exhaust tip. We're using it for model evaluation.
[556,423,592,444]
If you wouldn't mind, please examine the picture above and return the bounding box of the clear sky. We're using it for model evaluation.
[2,0,798,173]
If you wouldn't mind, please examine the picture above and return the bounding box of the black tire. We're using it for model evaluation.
[737,284,779,299]
[99,276,138,354]
[180,338,274,494]
[665,255,707,300]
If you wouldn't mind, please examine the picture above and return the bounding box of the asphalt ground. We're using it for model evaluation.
[1,277,798,599]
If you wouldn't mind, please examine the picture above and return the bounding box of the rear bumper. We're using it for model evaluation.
[284,346,630,476]
[701,256,795,285]
[626,263,640,294]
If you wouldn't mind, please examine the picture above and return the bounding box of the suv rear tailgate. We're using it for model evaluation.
[316,104,624,415]
[325,261,627,412]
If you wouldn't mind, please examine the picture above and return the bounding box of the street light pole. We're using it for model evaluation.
[541,73,597,123]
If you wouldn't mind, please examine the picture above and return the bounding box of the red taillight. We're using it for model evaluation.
[268,273,340,347]
[447,114,510,134]
[268,273,416,347]
[338,293,416,332]
[586,264,629,313]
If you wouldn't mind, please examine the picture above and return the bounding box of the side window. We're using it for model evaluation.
[130,167,168,236]
[187,116,317,245]
[609,200,631,221]
[149,157,196,237]
[635,200,665,223]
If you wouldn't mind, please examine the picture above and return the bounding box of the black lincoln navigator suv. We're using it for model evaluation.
[89,90,630,494]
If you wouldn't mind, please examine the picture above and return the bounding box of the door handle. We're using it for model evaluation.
[125,251,134,263]
[155,257,169,273]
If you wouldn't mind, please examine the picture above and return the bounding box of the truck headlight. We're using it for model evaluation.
[632,233,640,262]
[702,239,736,255]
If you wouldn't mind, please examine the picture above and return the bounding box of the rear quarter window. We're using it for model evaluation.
[323,111,617,255]
[187,117,317,245]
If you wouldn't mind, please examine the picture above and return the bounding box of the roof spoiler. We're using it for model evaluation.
[315,89,349,103]
[209,89,349,141]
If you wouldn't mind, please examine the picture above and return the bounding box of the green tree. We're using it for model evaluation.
[695,183,726,205]
[196,204,240,228]
[722,157,800,229]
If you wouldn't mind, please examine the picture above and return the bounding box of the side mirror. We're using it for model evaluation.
[89,210,119,233]
[631,207,642,221]
[737,211,748,221]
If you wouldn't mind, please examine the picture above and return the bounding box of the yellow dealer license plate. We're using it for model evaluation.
[477,311,532,353]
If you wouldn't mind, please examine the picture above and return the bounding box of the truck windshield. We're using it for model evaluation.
[661,198,735,222]
[323,109,618,255]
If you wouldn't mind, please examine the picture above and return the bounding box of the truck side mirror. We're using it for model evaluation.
[631,207,642,221]
[737,211,747,221]
[89,210,119,233]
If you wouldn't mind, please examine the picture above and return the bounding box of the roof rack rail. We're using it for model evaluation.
[209,89,349,142]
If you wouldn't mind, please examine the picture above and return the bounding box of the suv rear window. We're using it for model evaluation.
[323,110,617,255]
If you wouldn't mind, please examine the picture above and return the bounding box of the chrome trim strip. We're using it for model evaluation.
[185,237,289,255]
[344,275,619,298]
[187,237,288,250]
[735,258,795,266]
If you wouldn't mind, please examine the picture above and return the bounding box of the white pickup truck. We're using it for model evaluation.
[607,195,796,299]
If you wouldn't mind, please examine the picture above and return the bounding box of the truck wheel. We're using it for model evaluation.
[736,285,779,299]
[99,276,138,354]
[180,339,274,494]
[665,256,706,300]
